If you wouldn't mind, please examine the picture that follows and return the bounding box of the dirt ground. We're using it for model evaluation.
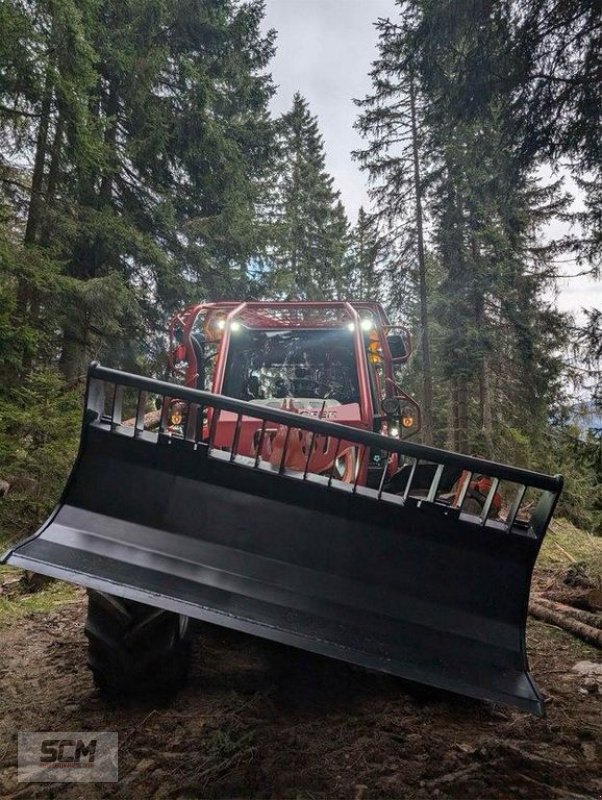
[0,565,600,800]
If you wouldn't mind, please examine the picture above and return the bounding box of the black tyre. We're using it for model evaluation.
[85,590,191,699]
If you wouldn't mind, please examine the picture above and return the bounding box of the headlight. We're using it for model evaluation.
[401,407,415,428]
[169,403,184,426]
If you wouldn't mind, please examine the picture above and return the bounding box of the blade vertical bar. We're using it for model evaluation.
[159,395,171,436]
[230,413,243,461]
[185,403,199,443]
[377,452,390,499]
[208,407,220,448]
[455,471,472,509]
[402,459,418,501]
[303,431,317,479]
[505,484,526,530]
[426,463,445,503]
[328,440,342,487]
[254,421,267,467]
[278,426,292,474]
[134,391,147,437]
[352,446,365,494]
[480,477,500,523]
[110,384,124,430]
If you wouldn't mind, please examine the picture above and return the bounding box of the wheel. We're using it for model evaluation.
[85,590,191,699]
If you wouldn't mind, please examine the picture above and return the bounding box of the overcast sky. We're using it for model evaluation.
[262,0,394,221]
[261,0,600,320]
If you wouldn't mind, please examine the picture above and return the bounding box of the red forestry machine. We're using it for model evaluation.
[3,301,562,714]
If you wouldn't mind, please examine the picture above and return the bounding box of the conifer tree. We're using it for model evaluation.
[0,0,277,381]
[516,0,601,262]
[265,93,349,299]
[346,207,382,300]
[354,10,440,445]
[357,0,571,458]
[513,0,601,447]
[412,0,571,457]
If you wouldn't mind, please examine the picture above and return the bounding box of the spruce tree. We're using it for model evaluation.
[265,93,349,299]
[0,0,277,382]
[512,0,602,463]
[357,0,571,459]
[516,0,601,202]
[346,207,382,300]
[353,9,441,445]
[412,0,571,458]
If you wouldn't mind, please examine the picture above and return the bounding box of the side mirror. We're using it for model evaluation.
[381,397,401,416]
[387,333,408,362]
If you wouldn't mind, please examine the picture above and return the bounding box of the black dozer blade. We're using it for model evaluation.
[2,364,562,715]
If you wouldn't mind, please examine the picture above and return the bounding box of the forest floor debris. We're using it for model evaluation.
[0,519,600,799]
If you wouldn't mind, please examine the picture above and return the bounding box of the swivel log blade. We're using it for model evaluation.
[2,364,562,715]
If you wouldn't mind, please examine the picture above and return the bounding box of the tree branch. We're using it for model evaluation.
[0,103,40,119]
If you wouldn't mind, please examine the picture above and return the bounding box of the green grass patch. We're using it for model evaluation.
[526,616,598,661]
[538,517,602,576]
[0,567,80,626]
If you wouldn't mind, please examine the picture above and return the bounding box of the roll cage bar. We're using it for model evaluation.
[167,301,413,430]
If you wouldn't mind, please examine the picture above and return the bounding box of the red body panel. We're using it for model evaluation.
[167,301,419,483]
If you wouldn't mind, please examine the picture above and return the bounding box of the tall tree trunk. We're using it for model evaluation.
[409,75,434,445]
[23,65,53,247]
[16,61,54,375]
[471,236,494,456]
[451,378,469,453]
[478,359,494,456]
[446,385,456,451]
[455,378,469,454]
[33,104,65,344]
[99,80,118,202]
[59,78,120,382]
[58,321,88,384]
[40,111,65,245]
[458,382,469,454]
[451,380,460,451]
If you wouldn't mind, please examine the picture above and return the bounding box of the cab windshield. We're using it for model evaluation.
[222,328,360,406]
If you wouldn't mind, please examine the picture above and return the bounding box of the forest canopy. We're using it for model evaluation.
[0,0,601,537]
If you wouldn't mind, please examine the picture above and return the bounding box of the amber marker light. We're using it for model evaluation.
[170,405,183,426]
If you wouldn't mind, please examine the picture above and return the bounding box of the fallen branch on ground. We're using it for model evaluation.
[529,600,602,648]
[533,596,602,628]
[515,773,592,800]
